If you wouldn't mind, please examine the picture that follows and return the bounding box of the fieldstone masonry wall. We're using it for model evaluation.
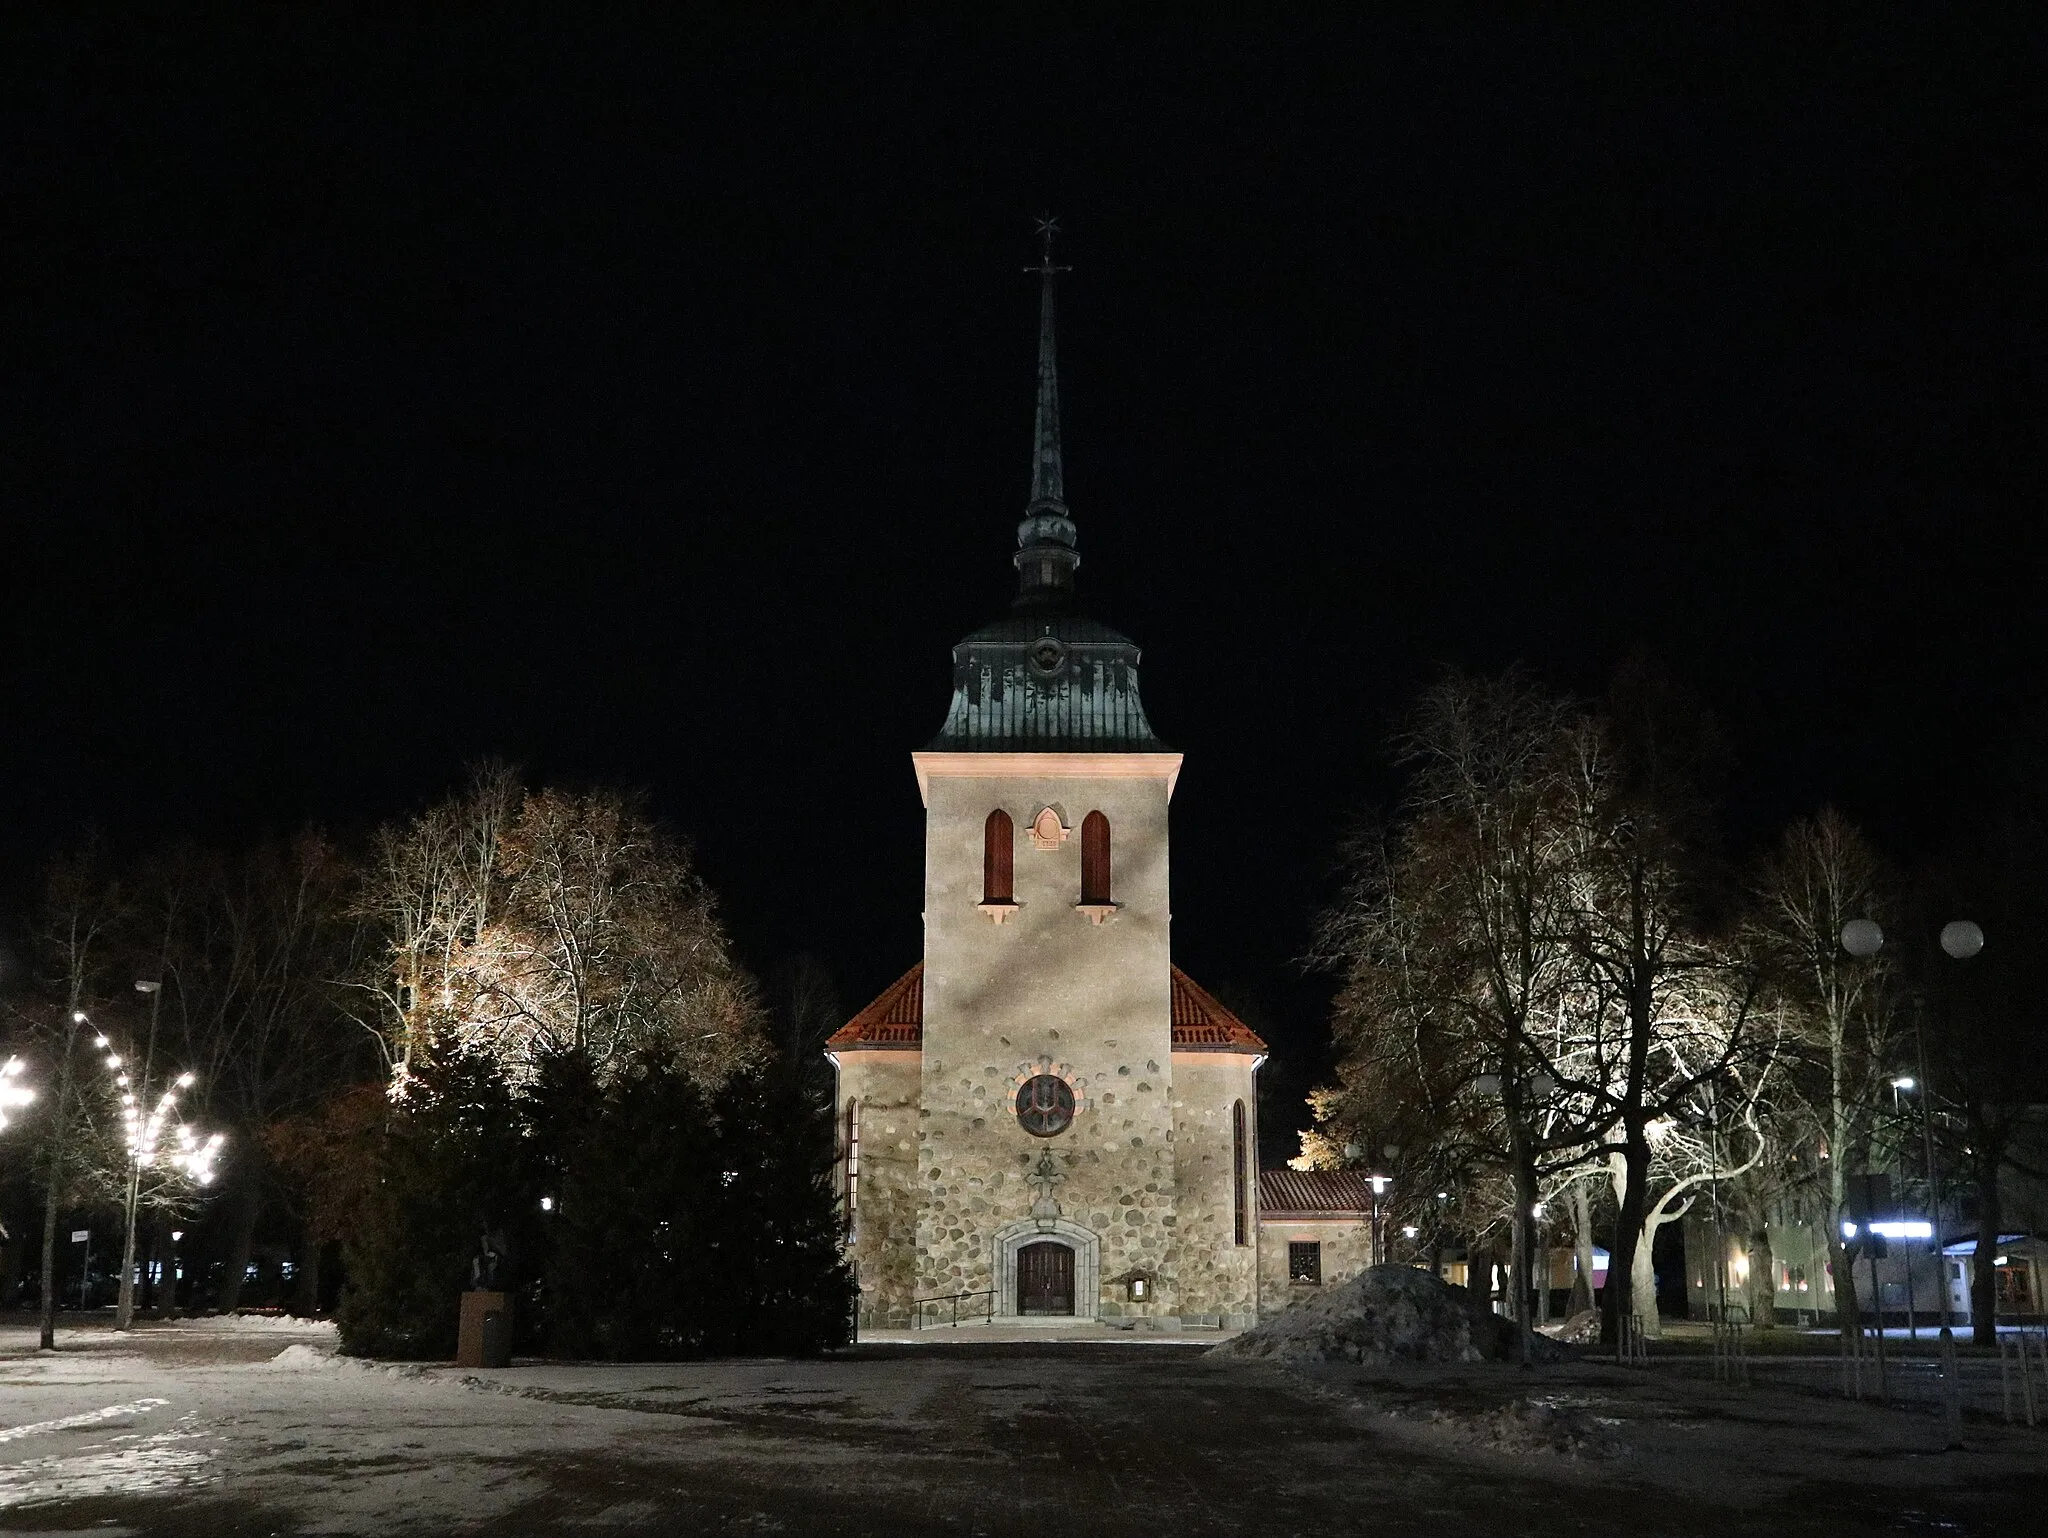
[839,1052,921,1329]
[1257,1217,1374,1317]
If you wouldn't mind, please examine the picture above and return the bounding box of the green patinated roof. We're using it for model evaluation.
[926,612,1166,753]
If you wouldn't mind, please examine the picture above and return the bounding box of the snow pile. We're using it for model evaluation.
[263,1344,337,1371]
[1427,1395,1622,1459]
[173,1314,338,1336]
[1212,1265,1573,1366]
[1538,1309,1603,1345]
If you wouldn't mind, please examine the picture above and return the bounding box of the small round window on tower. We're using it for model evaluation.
[1015,1074,1076,1137]
[1027,637,1067,678]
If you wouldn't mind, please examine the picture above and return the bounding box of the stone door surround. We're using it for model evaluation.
[992,1217,1100,1320]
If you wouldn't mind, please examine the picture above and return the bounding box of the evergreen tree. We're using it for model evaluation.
[333,1041,540,1359]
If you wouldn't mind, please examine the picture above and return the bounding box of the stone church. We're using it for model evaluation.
[826,235,1274,1331]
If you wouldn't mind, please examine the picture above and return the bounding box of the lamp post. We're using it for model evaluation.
[114,979,162,1331]
[1840,916,1978,1451]
[1368,1173,1391,1268]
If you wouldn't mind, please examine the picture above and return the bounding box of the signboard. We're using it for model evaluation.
[69,1230,89,1243]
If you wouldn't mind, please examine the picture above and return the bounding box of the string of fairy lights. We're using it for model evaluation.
[80,1014,226,1185]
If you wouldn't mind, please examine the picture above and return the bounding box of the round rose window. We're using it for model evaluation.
[1015,1074,1076,1137]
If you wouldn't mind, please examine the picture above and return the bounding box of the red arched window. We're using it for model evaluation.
[1232,1100,1248,1246]
[1080,811,1111,905]
[983,809,1014,904]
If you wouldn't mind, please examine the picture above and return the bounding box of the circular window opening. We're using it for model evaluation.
[1016,1074,1076,1137]
[1027,638,1068,678]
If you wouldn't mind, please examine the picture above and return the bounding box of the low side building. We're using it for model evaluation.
[1255,1170,1377,1316]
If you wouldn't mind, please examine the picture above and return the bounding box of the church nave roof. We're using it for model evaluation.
[824,962,1266,1055]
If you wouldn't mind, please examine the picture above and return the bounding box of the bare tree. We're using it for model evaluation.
[14,844,131,1348]
[1751,809,1895,1343]
[149,833,366,1311]
[1312,671,1590,1329]
[357,771,765,1091]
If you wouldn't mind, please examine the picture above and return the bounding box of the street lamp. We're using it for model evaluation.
[114,979,161,1331]
[0,1057,34,1131]
[111,983,224,1331]
[1841,915,1978,1450]
[1367,1174,1391,1268]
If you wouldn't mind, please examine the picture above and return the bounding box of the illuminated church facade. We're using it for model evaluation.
[825,233,1273,1331]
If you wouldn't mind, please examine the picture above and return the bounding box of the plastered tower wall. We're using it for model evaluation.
[1170,1052,1261,1326]
[835,1050,920,1328]
[915,761,1179,1319]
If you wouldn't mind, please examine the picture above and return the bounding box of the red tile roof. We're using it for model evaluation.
[1167,969,1268,1054]
[824,965,924,1049]
[824,962,1267,1055]
[1258,1169,1377,1217]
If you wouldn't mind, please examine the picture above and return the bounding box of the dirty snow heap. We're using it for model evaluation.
[1211,1265,1572,1366]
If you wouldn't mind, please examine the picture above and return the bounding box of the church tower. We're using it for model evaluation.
[828,226,1265,1331]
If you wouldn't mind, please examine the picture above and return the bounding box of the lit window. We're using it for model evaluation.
[1289,1241,1322,1285]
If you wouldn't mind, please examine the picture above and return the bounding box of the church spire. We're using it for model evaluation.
[1014,217,1080,610]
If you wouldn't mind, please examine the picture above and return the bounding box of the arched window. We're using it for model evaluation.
[842,1099,860,1241]
[1080,811,1111,905]
[983,809,1014,905]
[1232,1100,1248,1246]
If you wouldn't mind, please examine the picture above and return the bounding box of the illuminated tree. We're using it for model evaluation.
[356,768,764,1092]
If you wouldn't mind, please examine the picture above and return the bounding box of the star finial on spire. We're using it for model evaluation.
[1026,214,1071,278]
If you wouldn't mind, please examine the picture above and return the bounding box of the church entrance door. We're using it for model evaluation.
[1017,1241,1075,1315]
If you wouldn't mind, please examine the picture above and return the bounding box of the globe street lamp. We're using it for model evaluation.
[1840,916,1979,1450]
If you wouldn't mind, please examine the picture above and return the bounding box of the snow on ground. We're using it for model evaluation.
[2,1312,2046,1535]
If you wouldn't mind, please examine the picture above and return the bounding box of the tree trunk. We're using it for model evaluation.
[1569,1182,1596,1316]
[37,1153,62,1351]
[215,1152,264,1314]
[1970,1145,2002,1347]
[1466,1241,1494,1326]
[1748,1219,1776,1330]
[36,1037,75,1352]
[292,1219,323,1317]
[1829,1233,1859,1335]
[1632,1222,1661,1338]
[1601,1124,1652,1346]
[1509,1139,1538,1332]
[142,1215,169,1317]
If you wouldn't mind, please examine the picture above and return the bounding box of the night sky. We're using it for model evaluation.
[4,15,2041,1148]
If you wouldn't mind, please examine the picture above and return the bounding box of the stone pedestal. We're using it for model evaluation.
[457,1290,511,1368]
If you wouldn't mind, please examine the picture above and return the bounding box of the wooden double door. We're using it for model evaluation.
[1016,1241,1075,1315]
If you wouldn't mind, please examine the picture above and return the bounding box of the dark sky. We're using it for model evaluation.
[4,14,2042,1147]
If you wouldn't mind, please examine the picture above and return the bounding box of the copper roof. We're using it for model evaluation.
[927,614,1167,752]
[825,962,1266,1055]
[1258,1169,1377,1218]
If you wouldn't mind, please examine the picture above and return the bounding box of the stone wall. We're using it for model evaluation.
[1257,1217,1374,1317]
[1170,1052,1260,1326]
[835,1051,921,1329]
[915,764,1180,1320]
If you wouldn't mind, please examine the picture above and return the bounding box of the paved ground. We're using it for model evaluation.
[2,1317,2045,1536]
